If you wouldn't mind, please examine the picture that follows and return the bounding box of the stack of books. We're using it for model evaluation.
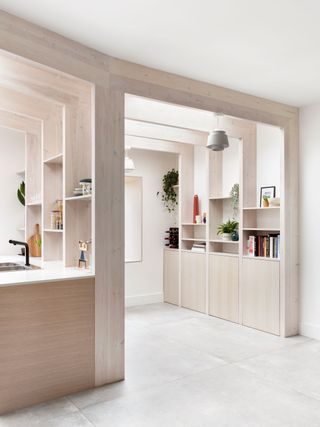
[247,234,280,258]
[191,242,206,253]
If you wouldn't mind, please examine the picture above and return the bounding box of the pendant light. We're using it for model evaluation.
[206,113,229,151]
[125,147,135,173]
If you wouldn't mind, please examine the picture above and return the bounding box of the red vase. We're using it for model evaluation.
[193,195,199,224]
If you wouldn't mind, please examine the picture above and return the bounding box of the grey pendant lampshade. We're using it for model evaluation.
[206,129,229,151]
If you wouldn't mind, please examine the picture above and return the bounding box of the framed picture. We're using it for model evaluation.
[260,186,276,207]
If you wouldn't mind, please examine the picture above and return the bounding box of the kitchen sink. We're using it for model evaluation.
[0,262,40,272]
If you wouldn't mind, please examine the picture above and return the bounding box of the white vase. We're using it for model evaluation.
[222,233,231,241]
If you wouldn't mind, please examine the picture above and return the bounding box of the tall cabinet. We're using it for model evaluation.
[164,120,285,336]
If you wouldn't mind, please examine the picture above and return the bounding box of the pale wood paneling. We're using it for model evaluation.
[242,258,280,335]
[181,251,206,313]
[209,254,239,323]
[163,249,179,305]
[0,278,95,414]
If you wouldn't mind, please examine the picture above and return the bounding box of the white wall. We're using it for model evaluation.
[299,104,320,339]
[0,127,25,255]
[125,148,178,306]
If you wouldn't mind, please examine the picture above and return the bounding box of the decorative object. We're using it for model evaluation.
[260,186,276,207]
[27,224,41,257]
[217,219,239,241]
[203,212,207,224]
[195,215,202,224]
[230,183,239,218]
[74,178,92,196]
[17,181,25,206]
[231,230,239,241]
[125,147,135,173]
[164,227,179,249]
[206,113,229,151]
[159,169,179,213]
[269,197,280,207]
[78,239,91,268]
[50,199,63,229]
[193,195,199,223]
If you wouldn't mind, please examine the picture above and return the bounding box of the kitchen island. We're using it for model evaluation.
[0,256,95,414]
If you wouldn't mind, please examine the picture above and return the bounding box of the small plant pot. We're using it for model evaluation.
[221,233,232,241]
[263,199,269,208]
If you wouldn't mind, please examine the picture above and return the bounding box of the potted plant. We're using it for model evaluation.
[17,181,25,206]
[217,219,239,241]
[263,195,270,208]
[158,169,179,213]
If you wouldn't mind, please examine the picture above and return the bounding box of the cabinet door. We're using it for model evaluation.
[163,249,179,305]
[181,251,206,313]
[242,258,280,335]
[209,254,239,323]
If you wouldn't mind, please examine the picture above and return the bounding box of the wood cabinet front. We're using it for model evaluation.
[181,251,206,313]
[209,254,239,323]
[242,258,280,335]
[163,249,179,305]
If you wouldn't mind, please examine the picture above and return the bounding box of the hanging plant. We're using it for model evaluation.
[230,183,239,218]
[158,169,179,213]
[17,181,25,206]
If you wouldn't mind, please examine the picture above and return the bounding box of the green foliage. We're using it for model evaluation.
[35,237,42,248]
[230,183,239,218]
[217,219,239,235]
[17,181,25,206]
[159,169,179,213]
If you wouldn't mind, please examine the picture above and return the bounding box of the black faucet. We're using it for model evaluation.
[9,240,30,266]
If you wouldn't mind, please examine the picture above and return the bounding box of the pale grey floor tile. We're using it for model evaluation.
[237,338,320,401]
[151,315,309,363]
[0,398,77,427]
[47,412,94,427]
[126,303,202,328]
[70,327,224,409]
[82,364,320,427]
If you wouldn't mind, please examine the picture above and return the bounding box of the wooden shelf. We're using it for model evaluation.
[17,227,25,232]
[210,252,239,258]
[243,206,280,211]
[242,255,280,262]
[210,239,239,244]
[243,227,280,231]
[26,201,42,206]
[16,170,25,177]
[209,195,231,200]
[44,229,63,233]
[181,223,206,226]
[181,237,206,242]
[44,153,63,165]
[65,194,92,201]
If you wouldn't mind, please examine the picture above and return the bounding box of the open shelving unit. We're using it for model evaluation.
[164,118,285,336]
[21,95,94,270]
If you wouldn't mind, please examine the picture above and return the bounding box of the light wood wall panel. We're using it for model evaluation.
[0,278,95,414]
[164,249,179,305]
[181,251,206,313]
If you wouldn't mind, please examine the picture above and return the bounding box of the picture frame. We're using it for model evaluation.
[260,186,276,207]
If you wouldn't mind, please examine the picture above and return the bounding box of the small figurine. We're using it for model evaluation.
[78,239,92,268]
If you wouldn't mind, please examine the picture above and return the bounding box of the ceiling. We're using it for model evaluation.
[0,0,319,107]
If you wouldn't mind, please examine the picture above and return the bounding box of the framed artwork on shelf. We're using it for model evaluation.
[260,186,276,207]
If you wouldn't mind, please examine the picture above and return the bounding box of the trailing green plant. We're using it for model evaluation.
[217,219,239,235]
[158,169,179,213]
[17,181,25,206]
[230,183,239,218]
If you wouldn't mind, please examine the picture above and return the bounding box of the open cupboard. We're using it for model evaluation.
[163,119,284,336]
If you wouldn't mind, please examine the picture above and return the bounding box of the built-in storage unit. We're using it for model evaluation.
[20,89,94,270]
[181,251,206,313]
[162,118,285,336]
[163,248,179,305]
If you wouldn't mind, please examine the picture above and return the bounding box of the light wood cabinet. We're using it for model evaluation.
[163,249,179,306]
[242,258,280,335]
[181,251,206,313]
[209,254,239,323]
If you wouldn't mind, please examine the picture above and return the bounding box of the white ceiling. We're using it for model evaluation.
[0,0,319,107]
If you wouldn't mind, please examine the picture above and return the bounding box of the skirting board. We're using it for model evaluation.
[125,292,164,307]
[299,322,320,340]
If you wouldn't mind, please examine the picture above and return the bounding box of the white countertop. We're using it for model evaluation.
[0,256,94,287]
